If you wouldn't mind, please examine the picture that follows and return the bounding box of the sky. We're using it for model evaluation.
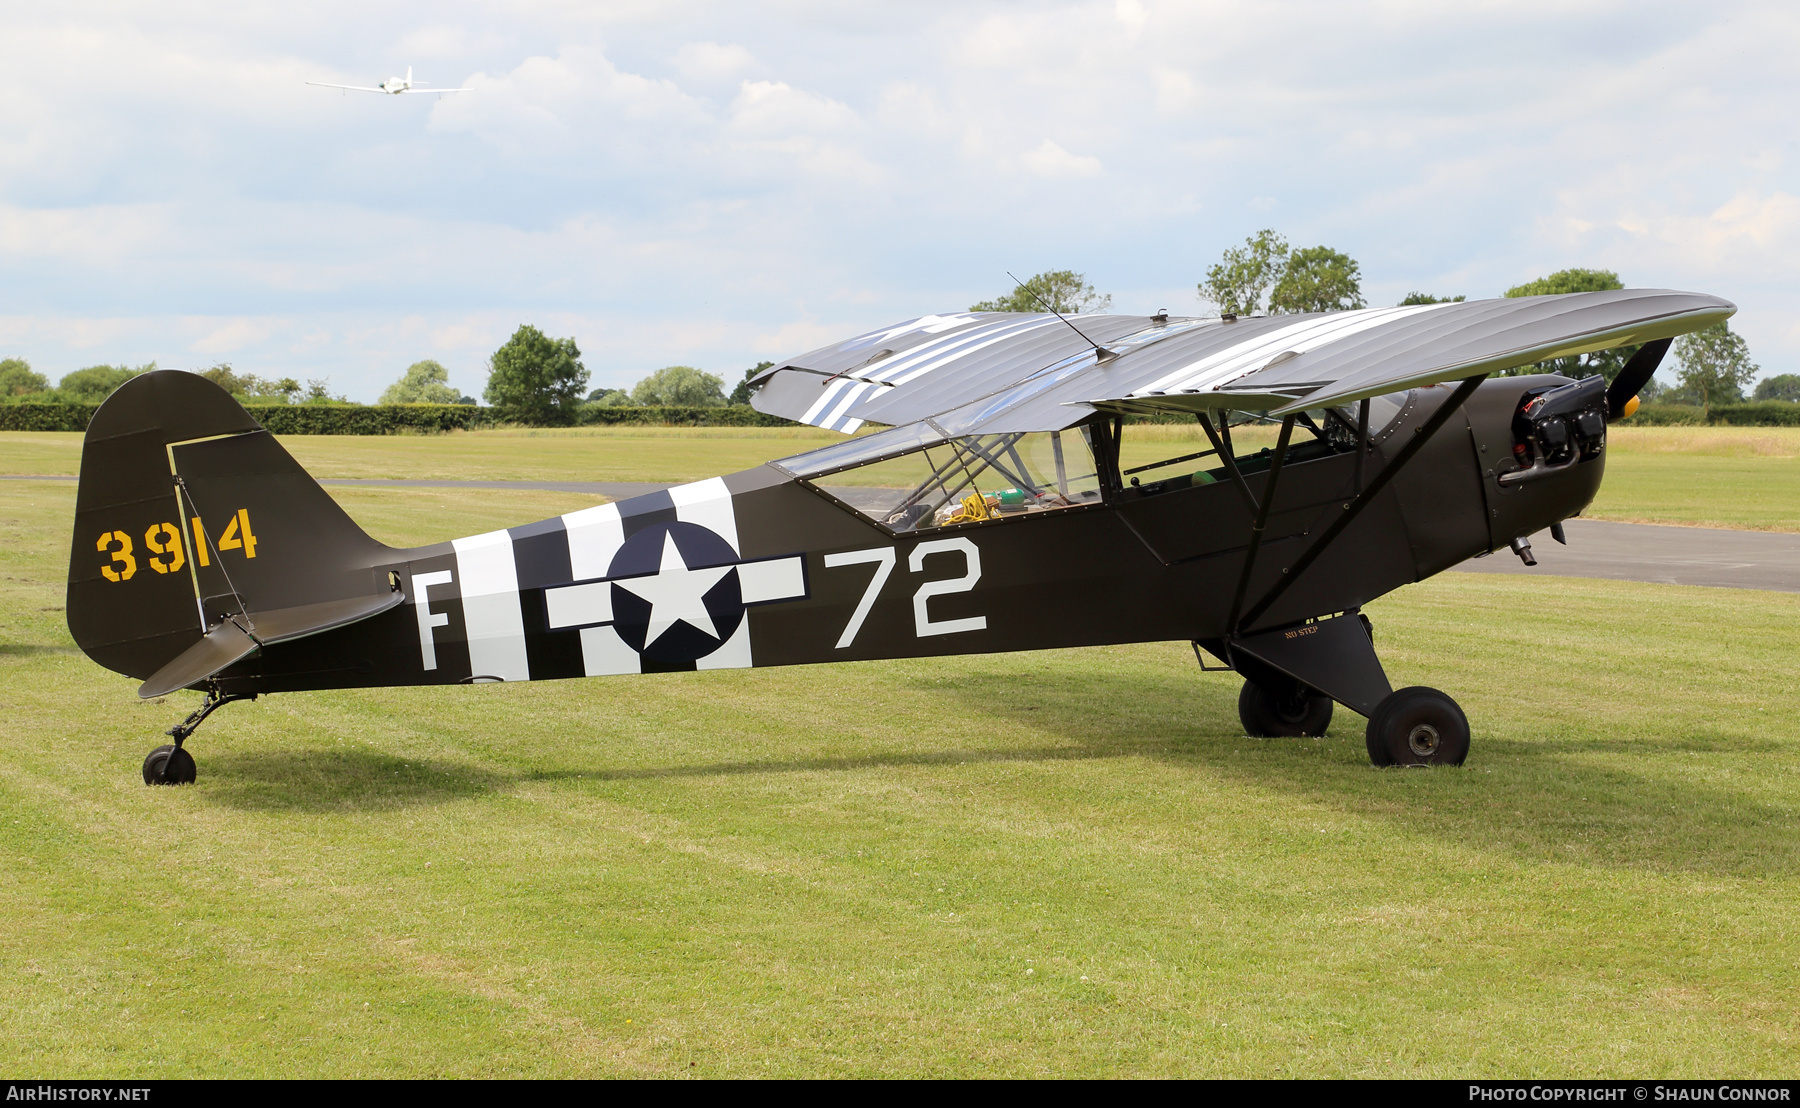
[1,0,1795,401]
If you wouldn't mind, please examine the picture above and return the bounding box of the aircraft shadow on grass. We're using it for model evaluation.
[200,748,504,813]
[0,641,79,656]
[200,668,1796,881]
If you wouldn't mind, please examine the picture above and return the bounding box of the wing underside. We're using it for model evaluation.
[750,290,1735,435]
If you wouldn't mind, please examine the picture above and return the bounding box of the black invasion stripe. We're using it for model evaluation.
[617,489,678,538]
[508,517,585,682]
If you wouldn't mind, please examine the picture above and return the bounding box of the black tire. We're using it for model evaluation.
[1365,686,1469,767]
[1238,679,1333,737]
[142,744,197,786]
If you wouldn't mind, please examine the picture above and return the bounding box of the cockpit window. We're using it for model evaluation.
[798,429,1103,533]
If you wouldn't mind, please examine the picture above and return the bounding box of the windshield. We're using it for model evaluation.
[799,428,1103,532]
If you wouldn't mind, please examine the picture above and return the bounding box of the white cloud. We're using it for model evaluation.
[674,41,756,83]
[1020,139,1102,179]
[1,0,1799,394]
[728,80,857,135]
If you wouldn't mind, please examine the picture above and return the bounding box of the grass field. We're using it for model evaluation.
[4,423,1796,531]
[3,433,1799,1076]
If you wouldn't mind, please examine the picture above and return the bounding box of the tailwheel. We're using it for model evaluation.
[1238,678,1333,737]
[1365,686,1469,767]
[142,744,197,786]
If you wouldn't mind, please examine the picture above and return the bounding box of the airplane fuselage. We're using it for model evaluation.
[111,374,1596,697]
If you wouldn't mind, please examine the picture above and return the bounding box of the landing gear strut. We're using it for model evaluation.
[142,686,256,786]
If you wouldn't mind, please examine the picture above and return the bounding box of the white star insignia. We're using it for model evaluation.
[613,532,734,648]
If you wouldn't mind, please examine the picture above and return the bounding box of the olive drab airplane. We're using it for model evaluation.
[67,289,1732,785]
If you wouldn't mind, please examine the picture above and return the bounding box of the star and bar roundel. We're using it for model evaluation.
[539,478,808,674]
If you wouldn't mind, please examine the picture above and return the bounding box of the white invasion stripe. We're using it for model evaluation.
[884,317,1064,386]
[737,556,806,604]
[1135,312,1376,395]
[579,624,642,676]
[1166,304,1447,394]
[562,501,624,581]
[867,316,1054,384]
[696,616,753,670]
[820,380,873,430]
[840,417,864,433]
[835,313,981,353]
[450,530,531,682]
[670,476,739,554]
[1138,305,1447,396]
[544,581,613,629]
[801,376,857,425]
[856,318,1025,383]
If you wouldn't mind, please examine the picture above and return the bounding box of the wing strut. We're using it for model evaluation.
[1196,412,1259,516]
[1234,374,1488,635]
[1224,415,1297,635]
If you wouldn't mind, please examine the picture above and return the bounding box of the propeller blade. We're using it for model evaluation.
[1606,337,1672,419]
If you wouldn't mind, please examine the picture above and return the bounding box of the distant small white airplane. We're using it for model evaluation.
[305,66,471,96]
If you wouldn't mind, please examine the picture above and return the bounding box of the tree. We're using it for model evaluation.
[483,325,589,423]
[1399,292,1465,305]
[629,366,726,408]
[1268,246,1366,313]
[1504,268,1623,298]
[304,379,351,405]
[1673,322,1759,412]
[972,270,1111,314]
[729,361,775,406]
[1198,229,1287,316]
[195,364,300,403]
[1753,374,1800,403]
[380,360,463,404]
[586,388,631,407]
[1502,268,1635,380]
[58,363,155,403]
[0,358,49,397]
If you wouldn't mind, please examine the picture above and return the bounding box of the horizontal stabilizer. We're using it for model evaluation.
[138,592,405,699]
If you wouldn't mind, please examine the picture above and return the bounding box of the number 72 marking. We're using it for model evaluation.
[824,538,986,648]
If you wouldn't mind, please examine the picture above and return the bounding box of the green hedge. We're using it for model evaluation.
[0,405,95,431]
[1627,402,1800,426]
[572,405,794,428]
[0,402,798,434]
[253,404,491,434]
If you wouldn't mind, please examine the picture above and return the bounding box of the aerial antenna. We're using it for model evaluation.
[1006,271,1113,360]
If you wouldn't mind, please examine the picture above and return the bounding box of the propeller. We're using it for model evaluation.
[1605,337,1673,420]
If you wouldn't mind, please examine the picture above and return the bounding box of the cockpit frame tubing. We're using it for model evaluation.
[1235,374,1487,636]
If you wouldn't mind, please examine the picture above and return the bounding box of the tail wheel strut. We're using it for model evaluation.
[143,686,257,787]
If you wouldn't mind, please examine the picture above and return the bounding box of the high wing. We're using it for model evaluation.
[750,290,1735,435]
[304,81,390,93]
[405,86,473,93]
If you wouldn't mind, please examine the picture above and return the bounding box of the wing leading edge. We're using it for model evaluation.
[750,290,1735,434]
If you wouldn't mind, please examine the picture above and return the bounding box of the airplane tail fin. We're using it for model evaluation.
[67,371,402,697]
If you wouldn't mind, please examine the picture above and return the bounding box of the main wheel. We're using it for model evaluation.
[1365,687,1469,767]
[1238,679,1333,737]
[142,744,197,786]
